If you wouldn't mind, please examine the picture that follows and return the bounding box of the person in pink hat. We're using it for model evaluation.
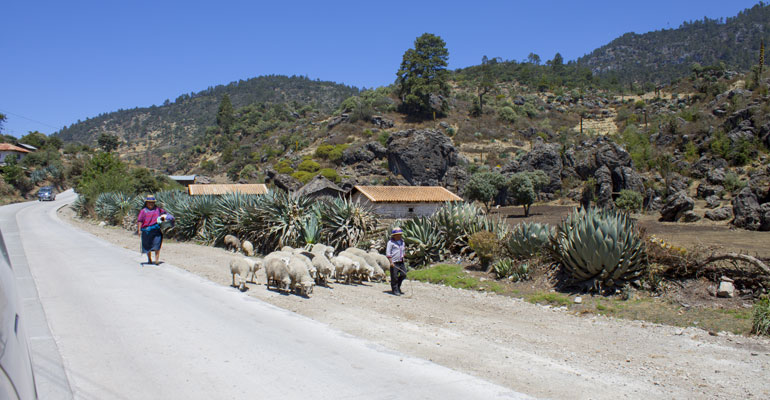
[386,228,407,295]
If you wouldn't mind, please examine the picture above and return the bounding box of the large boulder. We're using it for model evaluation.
[502,139,563,193]
[731,187,762,230]
[264,167,302,192]
[705,195,722,209]
[595,165,614,209]
[342,145,376,165]
[567,137,634,179]
[705,207,732,221]
[761,203,770,231]
[706,168,726,185]
[612,166,645,193]
[386,129,460,186]
[691,156,728,179]
[659,191,694,222]
[365,141,387,159]
[696,183,724,199]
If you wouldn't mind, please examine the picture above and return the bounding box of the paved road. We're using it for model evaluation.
[2,190,529,400]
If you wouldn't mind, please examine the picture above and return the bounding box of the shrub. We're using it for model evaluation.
[200,160,216,172]
[464,171,507,212]
[498,106,516,123]
[297,159,320,173]
[752,297,770,336]
[634,100,646,109]
[614,190,643,212]
[274,160,294,175]
[723,172,746,193]
[75,152,134,204]
[315,144,348,164]
[291,170,314,183]
[509,171,548,217]
[468,231,501,270]
[319,168,340,183]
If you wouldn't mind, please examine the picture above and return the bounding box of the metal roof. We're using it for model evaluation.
[0,143,31,153]
[168,175,197,181]
[352,185,462,203]
[187,184,269,196]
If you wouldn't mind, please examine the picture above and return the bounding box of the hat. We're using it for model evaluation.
[391,228,403,236]
[145,195,156,202]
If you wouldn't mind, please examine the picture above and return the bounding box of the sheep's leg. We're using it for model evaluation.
[232,273,236,287]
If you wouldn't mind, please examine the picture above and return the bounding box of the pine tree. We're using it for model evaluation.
[396,33,450,118]
[216,94,234,133]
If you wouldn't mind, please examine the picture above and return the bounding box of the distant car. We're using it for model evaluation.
[36,187,55,202]
[0,233,39,399]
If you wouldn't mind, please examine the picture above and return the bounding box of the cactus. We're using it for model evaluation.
[401,217,446,268]
[492,258,530,281]
[505,222,554,258]
[551,207,647,291]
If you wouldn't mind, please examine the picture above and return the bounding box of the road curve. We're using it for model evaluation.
[2,190,529,400]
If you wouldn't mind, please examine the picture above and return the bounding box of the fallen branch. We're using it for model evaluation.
[696,253,770,276]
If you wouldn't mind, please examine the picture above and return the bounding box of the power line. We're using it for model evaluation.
[0,108,61,131]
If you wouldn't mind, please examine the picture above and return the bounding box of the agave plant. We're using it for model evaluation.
[240,191,315,251]
[551,207,648,291]
[320,197,378,251]
[70,195,89,217]
[210,192,261,245]
[94,192,138,226]
[401,216,446,268]
[505,222,554,259]
[300,210,322,248]
[431,202,484,251]
[166,194,220,242]
[491,258,530,281]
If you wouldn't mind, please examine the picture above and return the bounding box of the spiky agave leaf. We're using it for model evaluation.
[551,207,648,291]
[320,197,378,251]
[70,195,90,218]
[167,194,219,242]
[505,222,554,259]
[240,191,315,251]
[401,216,446,268]
[210,192,261,245]
[431,202,484,251]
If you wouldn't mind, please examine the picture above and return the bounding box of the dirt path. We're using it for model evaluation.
[59,207,770,399]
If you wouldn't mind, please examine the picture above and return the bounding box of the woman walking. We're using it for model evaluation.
[137,195,166,265]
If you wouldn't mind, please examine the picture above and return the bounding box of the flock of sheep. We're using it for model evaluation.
[225,234,390,297]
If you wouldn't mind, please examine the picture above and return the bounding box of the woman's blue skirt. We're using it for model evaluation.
[141,225,163,253]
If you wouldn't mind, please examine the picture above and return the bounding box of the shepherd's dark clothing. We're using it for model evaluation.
[390,262,407,295]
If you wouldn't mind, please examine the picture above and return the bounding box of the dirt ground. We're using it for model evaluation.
[57,206,770,399]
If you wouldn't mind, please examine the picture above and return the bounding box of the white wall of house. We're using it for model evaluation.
[352,194,443,218]
[0,151,25,164]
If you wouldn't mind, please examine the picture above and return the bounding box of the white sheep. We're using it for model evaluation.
[264,256,291,292]
[339,250,372,282]
[311,244,334,260]
[280,245,294,252]
[229,257,263,291]
[346,248,380,278]
[310,252,334,285]
[331,255,359,283]
[368,251,391,282]
[288,256,315,296]
[224,234,241,252]
[241,240,254,256]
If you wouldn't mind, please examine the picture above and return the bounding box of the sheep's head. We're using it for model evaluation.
[299,278,314,295]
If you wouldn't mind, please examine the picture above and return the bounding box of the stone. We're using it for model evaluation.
[98,221,107,227]
[342,145,375,165]
[705,207,732,221]
[659,191,694,222]
[502,139,563,194]
[666,173,689,195]
[195,175,212,184]
[612,166,645,193]
[704,195,721,209]
[760,203,770,232]
[681,211,701,223]
[264,167,302,192]
[731,187,762,230]
[370,115,394,129]
[643,188,663,212]
[707,168,726,185]
[595,165,614,209]
[513,96,525,105]
[365,141,387,159]
[386,129,460,186]
[696,183,724,199]
[717,281,735,298]
[574,296,583,304]
[327,113,349,129]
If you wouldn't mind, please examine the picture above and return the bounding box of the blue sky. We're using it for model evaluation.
[0,0,762,137]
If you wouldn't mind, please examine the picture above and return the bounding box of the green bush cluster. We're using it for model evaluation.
[614,190,643,212]
[315,144,348,163]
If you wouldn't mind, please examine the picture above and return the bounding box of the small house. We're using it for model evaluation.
[0,143,30,165]
[350,185,463,218]
[187,184,269,196]
[294,176,346,200]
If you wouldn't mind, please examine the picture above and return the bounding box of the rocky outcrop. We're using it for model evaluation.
[612,166,645,193]
[502,139,563,193]
[731,188,762,230]
[595,165,614,208]
[264,167,302,192]
[370,116,394,129]
[659,191,694,222]
[342,146,375,165]
[563,137,645,198]
[705,195,721,209]
[691,157,728,179]
[386,129,461,186]
[365,141,387,159]
[696,183,724,199]
[681,211,701,223]
[705,207,732,221]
